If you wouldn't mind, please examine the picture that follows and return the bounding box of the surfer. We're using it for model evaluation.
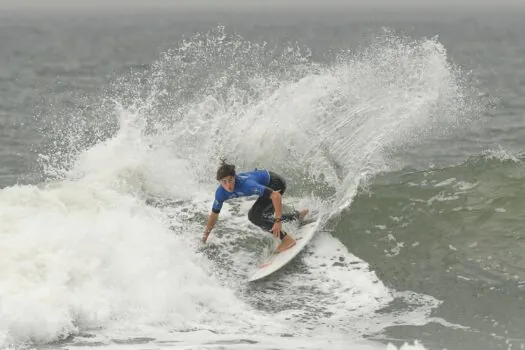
[202,159,308,253]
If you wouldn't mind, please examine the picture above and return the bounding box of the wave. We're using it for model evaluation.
[1,25,479,348]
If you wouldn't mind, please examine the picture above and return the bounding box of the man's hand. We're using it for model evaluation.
[271,221,282,238]
[203,212,218,244]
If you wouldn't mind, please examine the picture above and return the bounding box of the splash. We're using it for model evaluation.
[36,26,478,212]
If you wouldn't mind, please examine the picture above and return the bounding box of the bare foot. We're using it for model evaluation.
[276,235,296,253]
[298,209,309,221]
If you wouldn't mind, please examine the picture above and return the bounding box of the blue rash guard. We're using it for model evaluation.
[212,169,272,214]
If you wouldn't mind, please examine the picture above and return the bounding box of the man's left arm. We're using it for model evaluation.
[270,190,283,237]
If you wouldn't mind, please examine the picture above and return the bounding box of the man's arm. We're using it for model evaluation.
[204,189,223,243]
[203,212,219,243]
[270,190,283,219]
[270,190,283,237]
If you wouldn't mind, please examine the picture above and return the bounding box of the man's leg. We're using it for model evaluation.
[248,172,308,252]
[248,197,275,232]
[267,171,303,224]
[248,194,294,252]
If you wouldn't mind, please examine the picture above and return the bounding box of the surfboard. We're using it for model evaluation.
[247,220,320,282]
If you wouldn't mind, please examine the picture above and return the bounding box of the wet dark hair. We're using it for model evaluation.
[216,158,236,180]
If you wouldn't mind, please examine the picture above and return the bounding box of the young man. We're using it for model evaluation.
[202,159,308,253]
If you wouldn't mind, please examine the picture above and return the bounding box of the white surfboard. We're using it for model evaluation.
[247,220,320,282]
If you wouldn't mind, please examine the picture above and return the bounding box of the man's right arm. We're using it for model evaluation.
[203,212,219,243]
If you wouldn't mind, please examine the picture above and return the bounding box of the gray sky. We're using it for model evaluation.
[1,0,524,10]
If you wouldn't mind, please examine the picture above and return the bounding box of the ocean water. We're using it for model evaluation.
[0,7,524,350]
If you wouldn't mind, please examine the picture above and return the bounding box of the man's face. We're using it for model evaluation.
[219,175,235,192]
